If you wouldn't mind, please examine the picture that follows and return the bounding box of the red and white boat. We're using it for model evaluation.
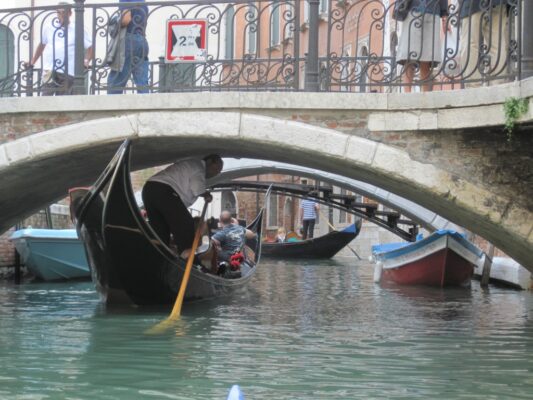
[372,230,484,287]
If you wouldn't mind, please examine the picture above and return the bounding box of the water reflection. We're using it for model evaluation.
[0,259,532,399]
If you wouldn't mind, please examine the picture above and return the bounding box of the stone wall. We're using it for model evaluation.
[0,227,15,268]
[0,111,116,145]
[0,168,158,270]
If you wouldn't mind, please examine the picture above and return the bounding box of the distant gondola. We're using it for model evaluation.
[261,219,362,259]
[70,140,266,306]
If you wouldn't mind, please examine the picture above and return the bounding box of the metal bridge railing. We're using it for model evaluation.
[0,1,530,97]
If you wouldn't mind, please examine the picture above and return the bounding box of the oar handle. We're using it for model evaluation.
[169,197,210,320]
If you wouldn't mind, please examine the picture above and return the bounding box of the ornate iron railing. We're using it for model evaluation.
[323,0,523,92]
[0,0,530,97]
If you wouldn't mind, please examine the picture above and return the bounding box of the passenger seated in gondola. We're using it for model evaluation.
[275,227,286,243]
[286,230,303,242]
[142,154,223,259]
[212,210,256,279]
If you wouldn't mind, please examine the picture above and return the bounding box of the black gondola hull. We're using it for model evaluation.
[71,141,264,306]
[261,221,361,259]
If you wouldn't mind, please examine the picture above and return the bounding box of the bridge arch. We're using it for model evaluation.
[0,110,531,270]
[210,158,462,233]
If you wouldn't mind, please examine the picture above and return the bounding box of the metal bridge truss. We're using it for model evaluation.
[208,180,419,242]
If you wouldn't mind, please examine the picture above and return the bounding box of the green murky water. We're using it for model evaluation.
[0,259,532,399]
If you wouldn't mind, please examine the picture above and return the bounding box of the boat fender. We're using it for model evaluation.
[226,384,244,400]
[373,262,383,283]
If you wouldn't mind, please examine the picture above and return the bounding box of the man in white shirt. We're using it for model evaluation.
[142,155,223,258]
[26,2,93,96]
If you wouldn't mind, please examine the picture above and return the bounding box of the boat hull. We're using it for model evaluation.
[10,229,90,281]
[262,221,361,259]
[375,231,482,287]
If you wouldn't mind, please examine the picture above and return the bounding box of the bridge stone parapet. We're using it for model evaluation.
[0,79,532,270]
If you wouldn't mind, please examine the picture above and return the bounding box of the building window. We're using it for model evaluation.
[358,45,369,93]
[304,1,328,24]
[341,45,352,92]
[221,190,237,217]
[0,24,15,97]
[283,197,292,217]
[270,1,280,47]
[268,195,279,227]
[390,31,398,58]
[339,188,347,223]
[284,2,295,41]
[283,197,293,228]
[246,5,257,55]
[319,0,329,16]
[225,5,235,59]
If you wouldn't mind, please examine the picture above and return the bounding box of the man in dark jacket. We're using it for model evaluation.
[459,0,511,86]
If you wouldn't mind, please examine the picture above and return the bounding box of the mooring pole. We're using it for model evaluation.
[13,222,22,284]
[14,249,21,284]
[480,243,495,288]
[45,206,53,229]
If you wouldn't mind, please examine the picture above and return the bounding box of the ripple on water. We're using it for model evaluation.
[0,261,532,399]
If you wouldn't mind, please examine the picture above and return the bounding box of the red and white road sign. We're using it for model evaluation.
[165,19,207,63]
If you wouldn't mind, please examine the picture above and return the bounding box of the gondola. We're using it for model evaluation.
[261,219,362,259]
[70,140,265,306]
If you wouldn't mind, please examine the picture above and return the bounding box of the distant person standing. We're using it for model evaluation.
[394,0,449,92]
[107,0,149,94]
[300,198,319,240]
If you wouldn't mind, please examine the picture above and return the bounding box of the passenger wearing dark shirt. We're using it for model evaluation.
[107,0,149,94]
[212,211,256,263]
[211,211,257,279]
[213,212,243,261]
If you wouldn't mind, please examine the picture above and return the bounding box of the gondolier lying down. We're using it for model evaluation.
[142,155,223,259]
[211,210,256,278]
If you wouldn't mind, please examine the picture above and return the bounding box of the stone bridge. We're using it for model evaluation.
[0,79,532,270]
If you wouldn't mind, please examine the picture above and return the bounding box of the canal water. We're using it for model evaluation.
[0,259,532,399]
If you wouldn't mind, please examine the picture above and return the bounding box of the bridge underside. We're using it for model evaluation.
[210,159,462,234]
[0,111,531,271]
[209,180,419,241]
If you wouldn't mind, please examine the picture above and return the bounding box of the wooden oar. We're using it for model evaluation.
[146,198,210,334]
[318,208,362,260]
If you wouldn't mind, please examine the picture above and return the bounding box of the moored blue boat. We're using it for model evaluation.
[9,229,90,281]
